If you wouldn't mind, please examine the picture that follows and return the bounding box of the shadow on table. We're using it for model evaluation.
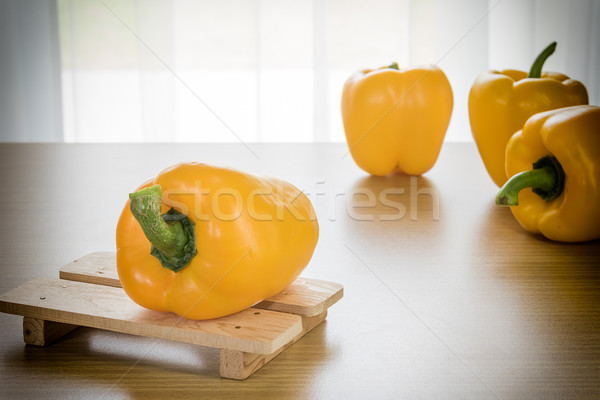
[343,174,442,224]
[3,318,338,399]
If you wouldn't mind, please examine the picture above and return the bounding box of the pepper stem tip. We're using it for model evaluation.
[388,62,399,70]
[528,41,557,78]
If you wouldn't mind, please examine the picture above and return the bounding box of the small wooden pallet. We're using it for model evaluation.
[0,252,343,380]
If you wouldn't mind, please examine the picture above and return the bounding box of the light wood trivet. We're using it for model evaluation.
[0,252,343,380]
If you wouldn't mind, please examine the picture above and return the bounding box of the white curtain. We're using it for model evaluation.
[2,0,599,143]
[0,0,62,142]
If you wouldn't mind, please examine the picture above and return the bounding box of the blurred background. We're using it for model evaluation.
[1,0,599,143]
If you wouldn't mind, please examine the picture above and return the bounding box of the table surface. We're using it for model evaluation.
[0,143,598,399]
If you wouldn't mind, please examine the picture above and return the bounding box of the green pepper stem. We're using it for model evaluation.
[496,156,565,206]
[388,62,399,70]
[527,42,557,78]
[129,185,196,272]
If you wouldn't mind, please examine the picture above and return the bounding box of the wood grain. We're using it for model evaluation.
[254,278,343,317]
[58,252,344,317]
[0,278,302,354]
[220,311,328,379]
[59,252,120,287]
[22,317,78,346]
[1,143,599,398]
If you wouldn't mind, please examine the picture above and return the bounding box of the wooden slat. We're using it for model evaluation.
[254,278,343,317]
[59,252,119,287]
[59,252,344,317]
[220,311,327,379]
[0,278,301,354]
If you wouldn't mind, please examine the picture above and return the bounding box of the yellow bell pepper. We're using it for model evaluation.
[341,63,453,176]
[496,105,600,242]
[116,162,319,319]
[469,42,588,187]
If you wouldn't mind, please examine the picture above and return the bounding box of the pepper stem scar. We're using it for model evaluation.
[129,185,196,272]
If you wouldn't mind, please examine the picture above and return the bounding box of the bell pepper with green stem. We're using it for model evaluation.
[469,42,588,187]
[496,105,600,242]
[116,162,319,320]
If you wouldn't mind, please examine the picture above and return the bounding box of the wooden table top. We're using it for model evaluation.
[1,143,598,399]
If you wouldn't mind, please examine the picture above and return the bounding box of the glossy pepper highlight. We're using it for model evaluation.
[496,105,600,242]
[469,42,588,187]
[342,63,453,176]
[116,162,319,320]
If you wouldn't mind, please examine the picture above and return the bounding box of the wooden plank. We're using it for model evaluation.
[23,317,79,346]
[59,252,119,287]
[59,252,344,317]
[0,278,301,354]
[254,278,343,317]
[220,311,327,380]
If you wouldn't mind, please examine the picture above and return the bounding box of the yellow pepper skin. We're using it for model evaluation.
[341,64,453,176]
[469,42,588,187]
[496,105,600,242]
[116,162,319,320]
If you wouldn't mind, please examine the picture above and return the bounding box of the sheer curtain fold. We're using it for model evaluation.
[4,0,598,143]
